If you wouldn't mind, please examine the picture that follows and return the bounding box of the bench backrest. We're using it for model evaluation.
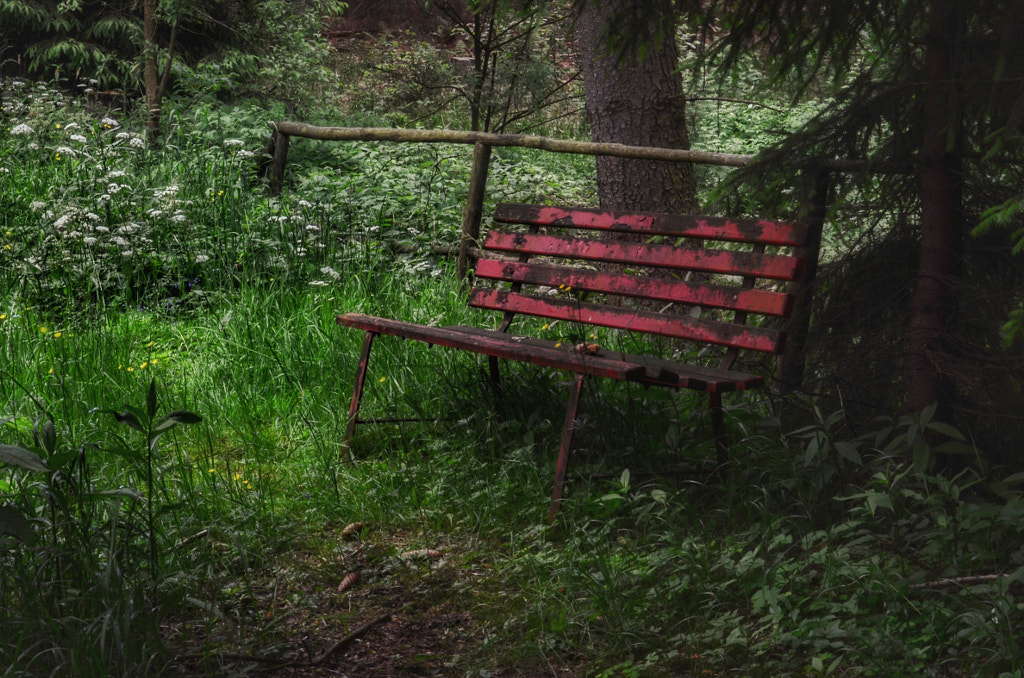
[470,203,809,361]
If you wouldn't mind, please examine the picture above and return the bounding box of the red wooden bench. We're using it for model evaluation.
[337,202,809,520]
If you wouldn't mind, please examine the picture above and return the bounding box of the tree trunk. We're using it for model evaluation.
[907,0,964,417]
[144,0,160,135]
[576,0,697,213]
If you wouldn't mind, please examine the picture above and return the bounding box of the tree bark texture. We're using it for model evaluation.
[576,0,697,213]
[907,0,964,415]
[144,0,160,133]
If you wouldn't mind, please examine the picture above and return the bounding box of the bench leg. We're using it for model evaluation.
[710,391,729,466]
[487,355,502,405]
[344,331,378,459]
[548,373,586,522]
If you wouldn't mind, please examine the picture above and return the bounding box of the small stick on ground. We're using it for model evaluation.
[310,612,392,666]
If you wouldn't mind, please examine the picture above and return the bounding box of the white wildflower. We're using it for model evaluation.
[70,134,87,143]
[63,122,80,131]
[195,254,210,264]
[320,266,340,280]
[115,132,130,141]
[291,215,304,223]
[236,149,254,159]
[309,280,329,287]
[295,247,307,257]
[10,123,34,135]
[83,236,98,246]
[85,212,100,222]
[224,139,245,147]
[170,212,186,223]
[29,201,46,211]
[305,224,321,233]
[95,225,109,233]
[298,200,312,209]
[27,143,39,151]
[129,136,145,149]
[147,209,163,218]
[55,146,75,158]
[154,185,179,198]
[111,237,130,247]
[100,117,119,129]
[54,213,75,230]
[122,250,134,257]
[116,223,139,234]
[106,170,127,179]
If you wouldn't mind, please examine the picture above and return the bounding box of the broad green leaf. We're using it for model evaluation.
[834,441,862,465]
[925,421,967,441]
[152,418,178,433]
[160,410,202,425]
[0,505,33,544]
[0,444,48,472]
[47,450,78,472]
[114,410,146,433]
[866,491,894,516]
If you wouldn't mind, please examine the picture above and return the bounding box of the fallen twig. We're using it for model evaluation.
[310,612,392,666]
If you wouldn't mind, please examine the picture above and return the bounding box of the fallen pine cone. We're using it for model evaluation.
[337,571,360,592]
[341,521,364,539]
[400,548,442,560]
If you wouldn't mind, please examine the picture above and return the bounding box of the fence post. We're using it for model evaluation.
[457,141,493,279]
[269,129,290,197]
[778,166,831,394]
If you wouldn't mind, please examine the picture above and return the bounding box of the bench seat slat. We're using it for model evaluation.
[467,289,784,354]
[448,326,764,392]
[495,202,808,247]
[474,259,795,317]
[484,231,804,281]
[337,313,652,381]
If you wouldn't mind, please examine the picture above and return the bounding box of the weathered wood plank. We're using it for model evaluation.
[494,202,808,247]
[466,290,785,353]
[474,259,795,316]
[448,325,765,391]
[336,313,652,381]
[483,231,805,281]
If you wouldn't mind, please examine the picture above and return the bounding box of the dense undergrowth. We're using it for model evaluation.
[1,72,1023,678]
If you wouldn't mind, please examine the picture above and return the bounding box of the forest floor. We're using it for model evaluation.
[168,525,584,677]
